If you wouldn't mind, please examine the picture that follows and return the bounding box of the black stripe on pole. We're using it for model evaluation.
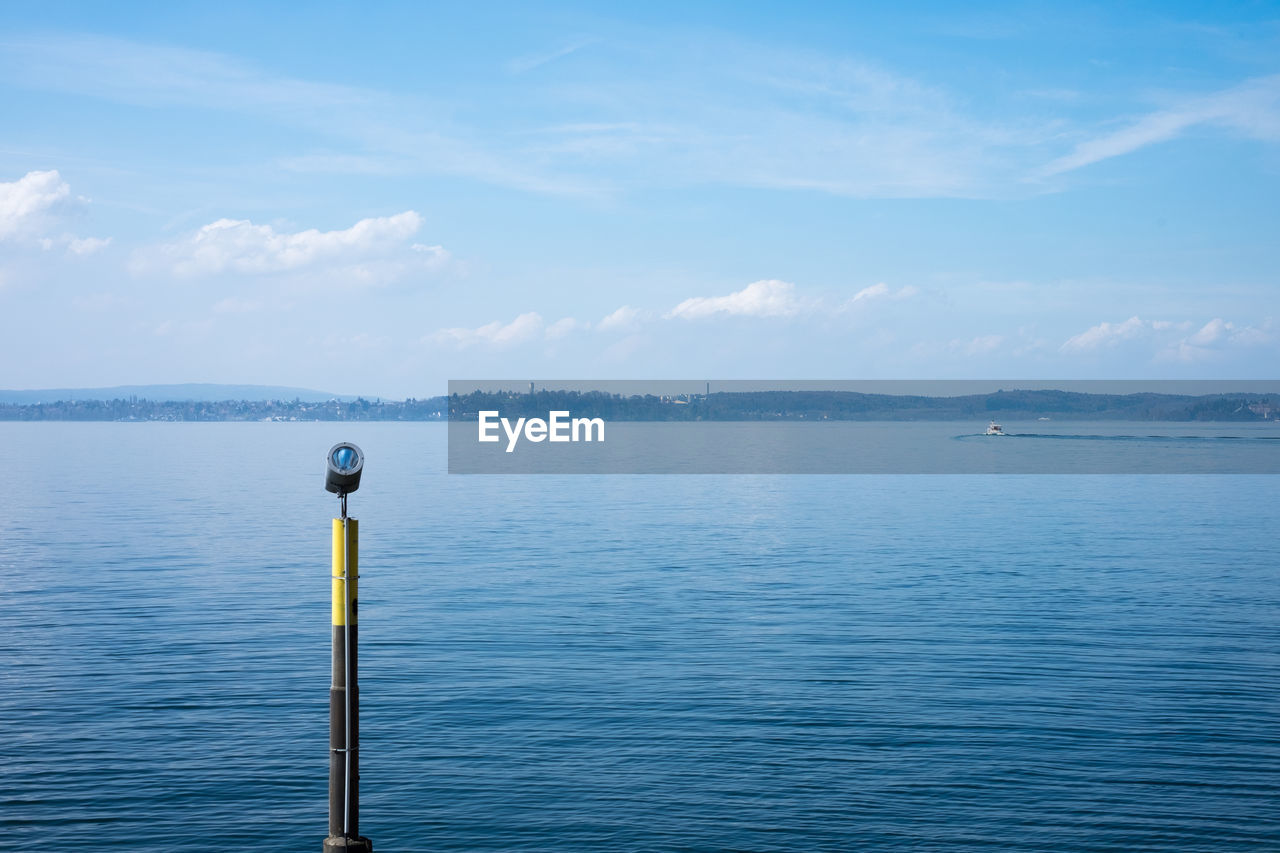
[325,515,371,853]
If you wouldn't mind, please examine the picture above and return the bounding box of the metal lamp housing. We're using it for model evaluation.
[325,442,364,495]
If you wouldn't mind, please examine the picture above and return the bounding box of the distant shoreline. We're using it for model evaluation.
[3,389,1278,422]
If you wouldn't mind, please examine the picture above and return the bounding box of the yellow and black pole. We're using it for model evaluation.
[323,442,372,853]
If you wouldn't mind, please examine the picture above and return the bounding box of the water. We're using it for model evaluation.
[450,420,1280,473]
[2,423,1278,851]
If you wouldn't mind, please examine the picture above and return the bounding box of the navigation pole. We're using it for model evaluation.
[323,442,372,853]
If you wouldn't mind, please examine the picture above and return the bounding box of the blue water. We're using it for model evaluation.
[2,423,1278,851]
[450,420,1280,473]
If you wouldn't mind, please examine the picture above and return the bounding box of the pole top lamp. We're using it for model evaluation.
[326,442,364,497]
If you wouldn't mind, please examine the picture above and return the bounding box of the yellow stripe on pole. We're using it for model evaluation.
[332,518,358,626]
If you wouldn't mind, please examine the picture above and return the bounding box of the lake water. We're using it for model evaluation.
[448,419,1280,473]
[2,422,1278,851]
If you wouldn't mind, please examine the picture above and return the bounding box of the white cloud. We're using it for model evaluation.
[410,243,450,263]
[1040,74,1280,176]
[430,311,596,348]
[1226,322,1273,347]
[67,236,111,255]
[668,279,800,320]
[1060,316,1148,352]
[1187,317,1230,346]
[144,210,428,276]
[432,312,546,349]
[545,316,584,339]
[0,170,73,238]
[1062,315,1274,362]
[845,282,919,307]
[1041,113,1200,178]
[597,305,646,330]
[1160,318,1273,362]
[851,282,890,302]
[0,170,113,255]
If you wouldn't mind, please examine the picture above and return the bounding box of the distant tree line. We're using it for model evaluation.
[3,389,1277,422]
[448,389,1280,422]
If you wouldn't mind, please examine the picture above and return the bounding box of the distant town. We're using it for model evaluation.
[2,388,1278,422]
[0,396,448,422]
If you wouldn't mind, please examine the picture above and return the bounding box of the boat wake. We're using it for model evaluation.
[957,432,1280,443]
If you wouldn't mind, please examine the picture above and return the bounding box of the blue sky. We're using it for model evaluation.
[1,1,1277,398]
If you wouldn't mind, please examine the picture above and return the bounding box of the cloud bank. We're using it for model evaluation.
[1062,315,1272,362]
[141,211,437,278]
[668,279,800,320]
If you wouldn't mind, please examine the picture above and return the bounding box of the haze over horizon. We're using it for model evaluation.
[2,2,1278,399]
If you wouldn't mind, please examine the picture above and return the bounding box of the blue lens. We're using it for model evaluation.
[332,446,358,471]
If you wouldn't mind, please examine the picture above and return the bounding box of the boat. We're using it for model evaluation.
[985,420,1006,435]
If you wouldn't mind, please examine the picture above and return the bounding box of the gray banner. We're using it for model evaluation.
[447,381,1280,474]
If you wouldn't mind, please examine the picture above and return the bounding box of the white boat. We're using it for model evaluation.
[985,420,1006,435]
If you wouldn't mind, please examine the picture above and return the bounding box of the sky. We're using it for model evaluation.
[1,1,1278,398]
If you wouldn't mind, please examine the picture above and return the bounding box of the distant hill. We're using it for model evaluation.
[2,387,1275,422]
[0,383,360,404]
[447,388,1280,422]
